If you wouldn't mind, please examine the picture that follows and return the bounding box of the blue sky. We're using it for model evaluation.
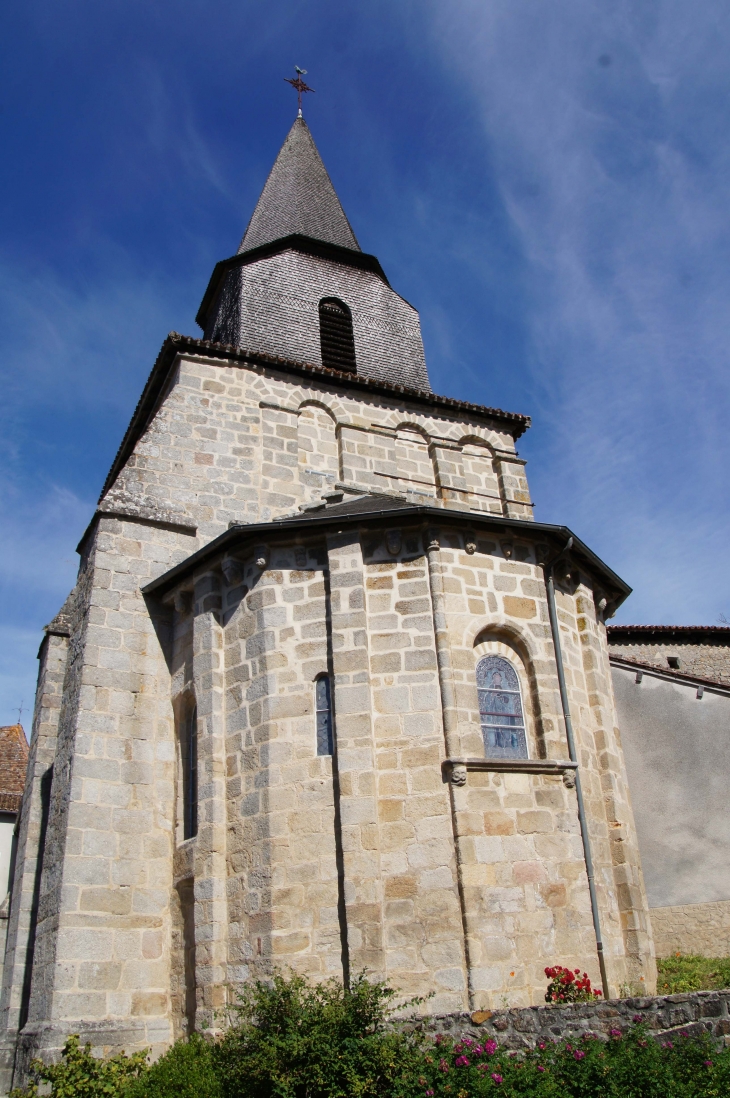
[1,0,729,726]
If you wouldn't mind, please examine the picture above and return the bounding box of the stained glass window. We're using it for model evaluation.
[476,656,528,760]
[315,676,334,756]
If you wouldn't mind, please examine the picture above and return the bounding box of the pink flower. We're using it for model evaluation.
[574,1050,585,1061]
[491,1073,503,1085]
[426,1091,434,1096]
[610,1029,622,1037]
[662,1041,674,1049]
[633,1014,643,1023]
[704,1060,713,1067]
[537,1065,545,1073]
[438,1059,449,1073]
[474,1045,483,1055]
[484,1040,498,1055]
[538,1042,546,1050]
[455,1056,470,1067]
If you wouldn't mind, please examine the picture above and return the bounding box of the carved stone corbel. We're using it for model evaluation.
[220,555,245,587]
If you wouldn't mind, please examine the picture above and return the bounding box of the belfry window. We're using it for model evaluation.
[476,656,528,760]
[182,704,198,840]
[319,298,356,374]
[315,675,334,756]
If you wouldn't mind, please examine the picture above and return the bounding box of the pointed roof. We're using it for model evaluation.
[238,117,360,254]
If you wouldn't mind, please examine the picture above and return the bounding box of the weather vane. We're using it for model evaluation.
[285,66,314,117]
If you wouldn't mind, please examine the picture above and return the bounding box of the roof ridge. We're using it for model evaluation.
[607,624,730,635]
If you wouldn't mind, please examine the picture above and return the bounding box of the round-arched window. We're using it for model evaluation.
[319,298,357,374]
[476,655,528,760]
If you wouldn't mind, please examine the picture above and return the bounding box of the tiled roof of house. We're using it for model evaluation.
[0,725,28,814]
[607,625,730,645]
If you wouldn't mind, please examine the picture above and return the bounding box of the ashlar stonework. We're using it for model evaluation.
[0,113,656,1093]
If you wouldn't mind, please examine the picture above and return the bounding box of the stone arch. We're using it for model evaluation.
[297,399,339,495]
[393,421,437,498]
[465,622,547,759]
[458,434,501,513]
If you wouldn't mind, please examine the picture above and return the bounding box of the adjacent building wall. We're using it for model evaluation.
[610,662,730,957]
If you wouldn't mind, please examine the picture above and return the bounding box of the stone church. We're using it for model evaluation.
[0,112,657,1089]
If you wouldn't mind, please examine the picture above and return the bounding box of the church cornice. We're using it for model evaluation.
[195,234,390,331]
[99,332,531,503]
[141,499,631,610]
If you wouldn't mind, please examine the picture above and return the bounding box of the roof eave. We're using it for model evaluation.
[141,505,631,606]
[195,234,390,330]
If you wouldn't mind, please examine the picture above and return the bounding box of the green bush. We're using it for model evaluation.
[10,1034,146,1098]
[657,953,730,994]
[126,1032,221,1098]
[216,971,422,1098]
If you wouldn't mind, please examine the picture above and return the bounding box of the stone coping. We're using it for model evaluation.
[400,990,730,1049]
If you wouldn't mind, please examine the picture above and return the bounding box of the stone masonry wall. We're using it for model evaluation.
[157,518,654,1023]
[576,602,655,984]
[607,641,730,686]
[650,900,730,959]
[4,512,202,1090]
[102,352,532,540]
[415,989,730,1048]
[0,631,70,1091]
[3,351,650,1090]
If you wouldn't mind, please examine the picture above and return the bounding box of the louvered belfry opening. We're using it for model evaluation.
[319,298,357,373]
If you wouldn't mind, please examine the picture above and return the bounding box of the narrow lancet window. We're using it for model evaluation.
[315,676,334,756]
[182,705,198,839]
[477,656,528,760]
[319,298,356,373]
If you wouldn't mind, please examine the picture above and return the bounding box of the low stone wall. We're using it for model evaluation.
[651,900,730,958]
[403,990,730,1049]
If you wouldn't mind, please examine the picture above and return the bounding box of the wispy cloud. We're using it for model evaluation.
[422,0,730,622]
[0,481,90,726]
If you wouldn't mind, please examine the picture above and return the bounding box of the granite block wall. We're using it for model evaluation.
[0,351,651,1091]
[102,352,532,538]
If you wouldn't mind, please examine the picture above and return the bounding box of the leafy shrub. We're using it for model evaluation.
[126,1032,221,1098]
[10,1034,146,1097]
[415,1024,730,1098]
[216,971,422,1098]
[544,965,601,1003]
[657,953,730,994]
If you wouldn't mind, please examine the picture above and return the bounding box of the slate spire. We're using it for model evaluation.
[238,117,361,254]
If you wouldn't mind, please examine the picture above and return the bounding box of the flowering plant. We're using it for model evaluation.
[545,965,602,1003]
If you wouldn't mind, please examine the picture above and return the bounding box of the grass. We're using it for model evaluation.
[657,953,730,993]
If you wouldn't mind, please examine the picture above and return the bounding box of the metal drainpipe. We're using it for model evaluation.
[543,538,610,1000]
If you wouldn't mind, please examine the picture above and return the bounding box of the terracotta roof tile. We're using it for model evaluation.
[0,724,29,803]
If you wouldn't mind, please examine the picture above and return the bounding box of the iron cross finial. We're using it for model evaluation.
[285,67,314,117]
